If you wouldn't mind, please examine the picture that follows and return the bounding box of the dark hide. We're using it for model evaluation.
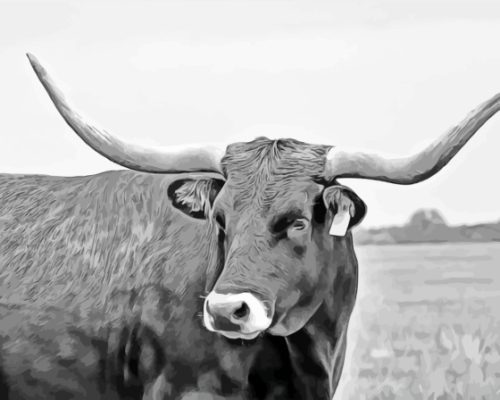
[0,301,126,400]
[0,286,267,399]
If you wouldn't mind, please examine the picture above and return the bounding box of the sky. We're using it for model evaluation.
[2,0,500,228]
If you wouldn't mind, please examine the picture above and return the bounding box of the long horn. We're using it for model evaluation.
[324,93,500,184]
[27,53,225,174]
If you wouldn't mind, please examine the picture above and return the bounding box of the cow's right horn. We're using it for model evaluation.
[27,53,225,174]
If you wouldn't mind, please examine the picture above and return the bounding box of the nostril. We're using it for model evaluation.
[232,302,249,320]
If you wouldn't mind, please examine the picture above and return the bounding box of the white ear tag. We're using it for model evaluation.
[329,207,351,237]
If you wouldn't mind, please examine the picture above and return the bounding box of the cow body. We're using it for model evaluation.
[0,282,266,399]
[0,171,207,307]
[0,160,358,399]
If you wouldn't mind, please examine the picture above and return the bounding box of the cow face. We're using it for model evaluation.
[169,138,366,340]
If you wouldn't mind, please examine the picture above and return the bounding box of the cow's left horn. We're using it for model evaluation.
[27,53,225,174]
[324,93,500,184]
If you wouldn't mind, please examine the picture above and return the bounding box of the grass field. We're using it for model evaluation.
[336,242,500,400]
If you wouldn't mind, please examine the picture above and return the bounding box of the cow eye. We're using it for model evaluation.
[272,214,308,235]
[290,218,309,232]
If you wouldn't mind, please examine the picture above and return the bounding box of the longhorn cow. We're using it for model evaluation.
[0,54,498,399]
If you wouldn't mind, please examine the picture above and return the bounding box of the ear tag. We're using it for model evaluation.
[329,207,351,237]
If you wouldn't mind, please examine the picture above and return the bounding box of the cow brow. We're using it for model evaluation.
[275,208,306,219]
[270,209,308,233]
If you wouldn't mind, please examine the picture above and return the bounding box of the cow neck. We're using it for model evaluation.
[283,233,359,399]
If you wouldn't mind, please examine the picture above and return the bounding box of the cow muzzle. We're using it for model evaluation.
[203,292,272,340]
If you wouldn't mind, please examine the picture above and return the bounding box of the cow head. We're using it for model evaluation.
[168,138,366,339]
[28,53,500,339]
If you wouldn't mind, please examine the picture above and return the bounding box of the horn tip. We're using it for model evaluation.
[26,52,44,76]
[26,52,36,64]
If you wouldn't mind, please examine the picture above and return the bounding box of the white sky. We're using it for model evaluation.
[2,0,500,228]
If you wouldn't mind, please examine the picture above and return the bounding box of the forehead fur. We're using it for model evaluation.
[220,137,331,211]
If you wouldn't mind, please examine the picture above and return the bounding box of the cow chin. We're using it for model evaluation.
[211,329,262,341]
[268,301,323,337]
[267,319,304,337]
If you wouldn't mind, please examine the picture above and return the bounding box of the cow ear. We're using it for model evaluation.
[168,177,225,219]
[322,185,367,234]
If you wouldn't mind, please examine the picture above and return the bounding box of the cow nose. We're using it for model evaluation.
[203,292,272,340]
[207,299,250,324]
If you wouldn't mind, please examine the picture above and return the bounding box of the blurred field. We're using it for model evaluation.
[337,242,500,400]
